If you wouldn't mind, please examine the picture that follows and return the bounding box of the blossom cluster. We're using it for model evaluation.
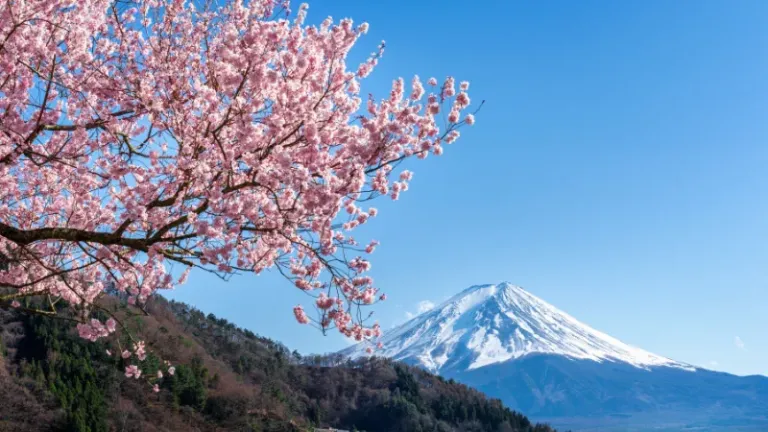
[77,318,117,342]
[125,359,175,394]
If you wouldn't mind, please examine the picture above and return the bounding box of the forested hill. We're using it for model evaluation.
[0,295,559,432]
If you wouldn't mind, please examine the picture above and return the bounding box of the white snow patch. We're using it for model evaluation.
[341,282,695,374]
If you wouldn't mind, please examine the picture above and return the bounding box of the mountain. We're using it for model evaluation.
[342,282,768,431]
[0,294,559,432]
[344,282,693,374]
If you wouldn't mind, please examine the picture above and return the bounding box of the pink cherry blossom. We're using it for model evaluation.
[465,114,476,125]
[125,365,142,379]
[411,76,425,100]
[365,240,380,254]
[0,0,475,353]
[455,92,471,109]
[168,366,176,376]
[361,288,376,304]
[442,76,456,99]
[134,341,147,361]
[77,319,113,342]
[106,318,117,333]
[315,293,335,310]
[157,370,163,379]
[293,305,310,324]
[152,384,160,393]
[445,131,461,144]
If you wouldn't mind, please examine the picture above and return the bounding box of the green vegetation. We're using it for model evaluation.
[18,314,114,432]
[0,297,561,431]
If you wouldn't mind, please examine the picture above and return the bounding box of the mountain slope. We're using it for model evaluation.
[0,294,560,432]
[342,282,768,431]
[344,282,691,373]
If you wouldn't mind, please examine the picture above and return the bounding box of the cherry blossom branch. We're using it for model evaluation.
[0,0,479,363]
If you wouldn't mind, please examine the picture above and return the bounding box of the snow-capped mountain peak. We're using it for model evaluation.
[342,282,693,373]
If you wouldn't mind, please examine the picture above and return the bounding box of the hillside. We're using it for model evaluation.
[0,295,559,432]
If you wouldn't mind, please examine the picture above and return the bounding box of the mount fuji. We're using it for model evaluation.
[341,282,768,431]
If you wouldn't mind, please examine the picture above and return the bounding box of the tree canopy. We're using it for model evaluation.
[0,0,477,379]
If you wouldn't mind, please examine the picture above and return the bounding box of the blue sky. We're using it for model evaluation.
[167,0,768,376]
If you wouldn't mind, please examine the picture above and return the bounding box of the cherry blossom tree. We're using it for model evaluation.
[0,0,477,372]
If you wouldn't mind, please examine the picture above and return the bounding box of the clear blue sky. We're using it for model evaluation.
[168,0,768,376]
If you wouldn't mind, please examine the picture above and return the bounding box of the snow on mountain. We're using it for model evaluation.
[342,282,694,373]
[342,282,768,430]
